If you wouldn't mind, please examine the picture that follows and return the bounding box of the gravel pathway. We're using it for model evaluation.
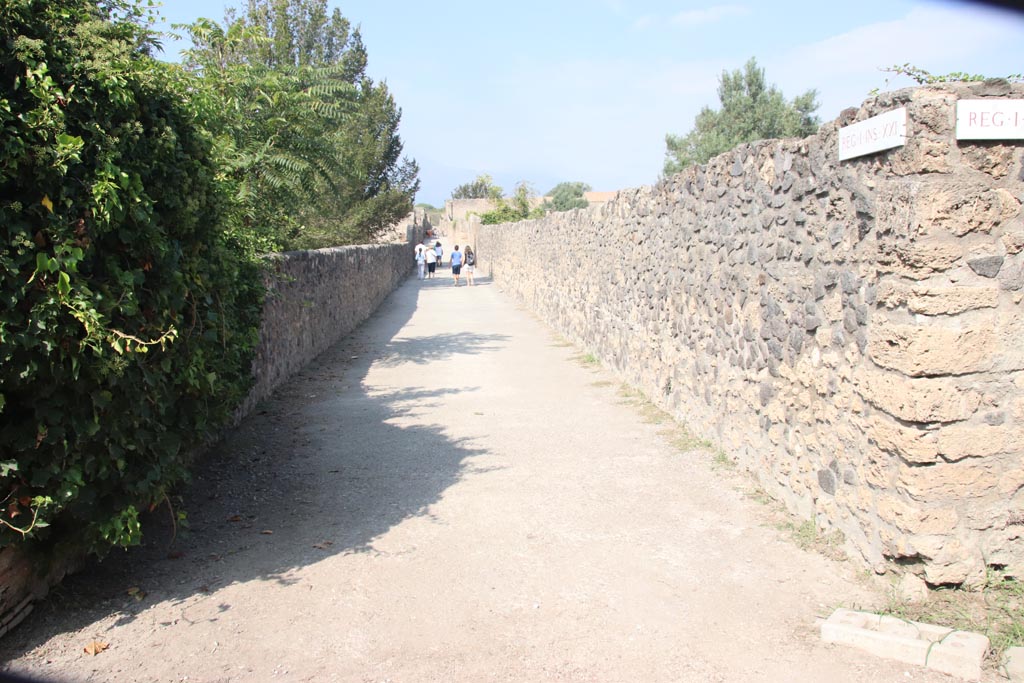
[0,269,962,682]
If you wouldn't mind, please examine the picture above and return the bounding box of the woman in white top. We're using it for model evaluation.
[424,244,437,278]
[414,244,426,280]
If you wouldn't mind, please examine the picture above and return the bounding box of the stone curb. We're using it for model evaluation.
[820,608,988,680]
[1003,646,1024,682]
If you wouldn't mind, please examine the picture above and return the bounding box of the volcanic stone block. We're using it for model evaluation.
[967,254,1004,278]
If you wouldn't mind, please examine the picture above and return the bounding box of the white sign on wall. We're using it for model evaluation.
[956,99,1024,140]
[838,107,907,161]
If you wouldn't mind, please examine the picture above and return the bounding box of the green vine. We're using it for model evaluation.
[0,0,263,558]
[871,63,1024,94]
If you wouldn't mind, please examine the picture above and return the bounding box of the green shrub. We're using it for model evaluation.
[0,0,262,555]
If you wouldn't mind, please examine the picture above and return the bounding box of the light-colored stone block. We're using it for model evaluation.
[871,280,998,316]
[906,286,999,316]
[868,322,994,377]
[897,459,1000,501]
[855,367,982,423]
[875,240,963,279]
[871,415,939,463]
[882,183,1021,237]
[821,608,988,680]
[927,629,991,679]
[876,494,958,535]
[936,424,1024,461]
[1003,646,1024,681]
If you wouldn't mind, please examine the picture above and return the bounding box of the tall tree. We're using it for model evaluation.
[663,57,819,175]
[543,181,591,211]
[450,174,503,200]
[181,0,417,250]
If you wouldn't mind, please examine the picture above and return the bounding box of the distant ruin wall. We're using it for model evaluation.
[440,198,490,245]
[375,207,431,245]
[441,196,547,243]
[475,82,1024,585]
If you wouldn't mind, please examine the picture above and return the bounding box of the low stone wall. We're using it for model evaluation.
[1,221,423,640]
[475,82,1024,585]
[0,546,81,639]
[236,239,419,421]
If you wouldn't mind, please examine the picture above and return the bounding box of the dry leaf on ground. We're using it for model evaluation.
[83,641,109,656]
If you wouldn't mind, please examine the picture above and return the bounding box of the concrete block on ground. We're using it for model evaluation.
[820,608,988,680]
[1004,647,1024,682]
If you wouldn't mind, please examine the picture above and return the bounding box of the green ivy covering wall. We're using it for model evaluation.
[0,0,263,558]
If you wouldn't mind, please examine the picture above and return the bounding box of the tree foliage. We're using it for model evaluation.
[450,173,502,201]
[0,0,422,563]
[479,181,544,224]
[0,0,262,553]
[542,181,591,212]
[663,57,820,175]
[180,0,419,251]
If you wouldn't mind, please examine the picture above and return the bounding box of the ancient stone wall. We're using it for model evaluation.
[236,237,421,421]
[375,207,431,245]
[1,222,424,640]
[440,196,548,241]
[474,82,1024,585]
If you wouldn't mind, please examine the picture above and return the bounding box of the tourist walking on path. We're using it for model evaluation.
[464,247,476,286]
[450,245,464,286]
[414,244,426,280]
[424,243,437,278]
[434,241,443,269]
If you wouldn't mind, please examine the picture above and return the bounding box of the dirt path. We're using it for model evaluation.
[1,268,963,682]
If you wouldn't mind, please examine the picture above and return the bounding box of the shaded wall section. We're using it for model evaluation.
[474,82,1024,585]
[1,217,426,640]
[237,222,426,421]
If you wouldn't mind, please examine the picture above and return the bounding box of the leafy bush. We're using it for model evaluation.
[479,181,545,224]
[0,0,263,555]
[542,181,591,212]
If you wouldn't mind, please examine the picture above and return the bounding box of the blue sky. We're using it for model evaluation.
[154,1,1024,206]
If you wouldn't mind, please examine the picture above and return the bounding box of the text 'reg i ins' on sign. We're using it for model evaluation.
[956,99,1024,140]
[838,107,907,161]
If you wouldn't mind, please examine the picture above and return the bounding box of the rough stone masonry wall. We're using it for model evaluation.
[475,82,1024,585]
[237,211,427,420]
[236,237,421,421]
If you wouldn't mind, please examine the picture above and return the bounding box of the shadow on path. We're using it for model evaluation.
[0,275,504,668]
[376,332,508,368]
